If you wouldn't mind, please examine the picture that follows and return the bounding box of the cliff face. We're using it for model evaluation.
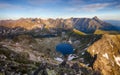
[87,34,120,75]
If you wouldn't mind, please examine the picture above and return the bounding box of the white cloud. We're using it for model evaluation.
[66,3,113,12]
[82,3,111,12]
[0,3,23,9]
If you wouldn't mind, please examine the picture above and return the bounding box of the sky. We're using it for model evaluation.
[0,0,120,20]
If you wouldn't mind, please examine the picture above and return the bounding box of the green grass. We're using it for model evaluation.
[73,29,86,35]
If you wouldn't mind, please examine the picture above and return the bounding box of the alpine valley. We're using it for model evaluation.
[0,17,120,75]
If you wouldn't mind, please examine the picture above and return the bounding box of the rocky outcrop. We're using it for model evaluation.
[87,34,120,75]
[32,62,100,75]
[0,35,61,75]
[0,26,58,39]
[0,26,27,38]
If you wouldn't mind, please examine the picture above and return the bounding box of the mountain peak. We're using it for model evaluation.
[92,16,104,24]
[93,16,99,20]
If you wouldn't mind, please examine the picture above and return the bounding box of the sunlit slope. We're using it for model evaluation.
[94,29,120,34]
[73,29,86,35]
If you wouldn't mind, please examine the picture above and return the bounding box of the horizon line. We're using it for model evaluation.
[0,16,120,21]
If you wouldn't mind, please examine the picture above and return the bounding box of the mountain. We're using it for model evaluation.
[0,16,120,34]
[94,29,120,34]
[0,26,27,38]
[73,16,119,33]
[0,18,73,30]
[0,31,102,75]
[105,20,120,26]
[87,34,120,75]
[94,29,110,34]
[73,29,86,35]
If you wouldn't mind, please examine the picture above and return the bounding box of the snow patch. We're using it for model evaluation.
[102,53,109,59]
[82,52,85,55]
[54,57,63,62]
[87,43,91,46]
[113,55,120,67]
[86,64,89,67]
[68,40,72,44]
[92,49,95,53]
[73,49,76,51]
[68,54,78,61]
[84,47,88,50]
[96,51,99,54]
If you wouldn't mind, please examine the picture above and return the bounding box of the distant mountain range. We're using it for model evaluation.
[0,16,120,34]
[105,20,120,26]
[72,16,120,33]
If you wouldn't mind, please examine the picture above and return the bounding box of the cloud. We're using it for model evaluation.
[116,5,120,9]
[0,3,23,9]
[28,0,61,5]
[82,3,111,12]
[68,0,84,5]
[0,1,54,15]
[66,3,113,12]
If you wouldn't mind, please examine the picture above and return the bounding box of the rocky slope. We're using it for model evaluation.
[1,32,120,75]
[94,29,120,34]
[1,12,120,75]
[0,26,59,39]
[0,16,119,34]
[73,16,119,33]
[0,35,61,75]
[87,34,120,75]
[0,18,73,30]
[0,33,102,75]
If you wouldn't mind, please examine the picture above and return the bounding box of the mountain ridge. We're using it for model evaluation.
[0,16,119,34]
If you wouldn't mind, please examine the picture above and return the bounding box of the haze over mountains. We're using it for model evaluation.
[0,16,120,34]
[105,20,120,26]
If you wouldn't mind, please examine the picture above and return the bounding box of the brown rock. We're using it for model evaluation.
[88,34,120,75]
